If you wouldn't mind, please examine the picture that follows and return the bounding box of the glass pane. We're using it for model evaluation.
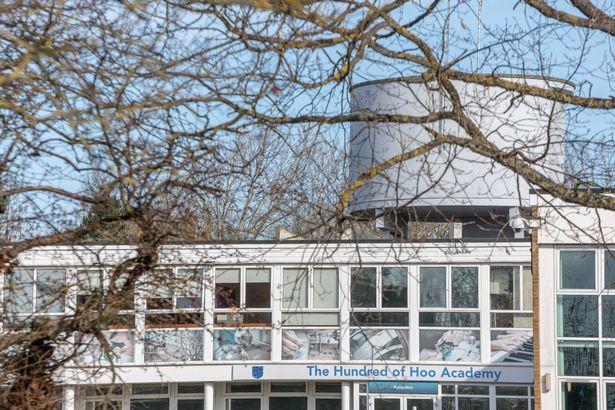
[281,329,339,360]
[5,268,34,313]
[606,384,615,410]
[406,399,432,410]
[606,250,615,289]
[147,270,174,310]
[269,397,307,410]
[270,382,306,392]
[561,382,597,410]
[560,250,595,289]
[557,295,598,337]
[490,266,520,310]
[522,266,532,311]
[177,383,204,394]
[144,329,204,362]
[313,268,338,308]
[351,312,409,326]
[351,267,377,307]
[496,399,528,410]
[457,385,489,395]
[419,330,481,362]
[178,400,204,410]
[130,399,169,410]
[132,384,168,394]
[452,267,478,308]
[315,383,341,393]
[603,296,615,338]
[86,402,122,410]
[491,330,533,363]
[283,268,308,309]
[77,270,103,294]
[496,386,528,396]
[382,267,407,308]
[245,268,270,308]
[490,313,533,328]
[176,269,203,308]
[213,329,271,360]
[557,340,599,376]
[419,312,480,327]
[36,269,65,313]
[316,399,341,410]
[215,268,240,309]
[230,399,260,410]
[420,267,446,308]
[442,397,455,410]
[374,399,400,410]
[603,342,615,377]
[281,312,339,326]
[350,329,408,361]
[458,398,489,409]
[226,383,261,393]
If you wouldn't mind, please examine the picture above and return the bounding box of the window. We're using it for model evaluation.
[144,313,204,363]
[146,268,203,310]
[440,384,495,410]
[419,266,479,309]
[130,384,169,410]
[495,386,533,409]
[606,250,615,289]
[419,267,480,363]
[84,385,123,410]
[561,381,597,410]
[560,250,596,289]
[77,269,104,307]
[215,267,271,309]
[283,267,339,309]
[4,268,66,314]
[351,266,407,308]
[557,295,598,337]
[490,266,533,364]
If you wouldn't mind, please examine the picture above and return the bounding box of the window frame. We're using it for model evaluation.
[282,266,340,311]
[350,265,408,310]
[557,249,598,292]
[145,266,204,311]
[3,267,67,316]
[214,266,272,311]
[418,265,481,311]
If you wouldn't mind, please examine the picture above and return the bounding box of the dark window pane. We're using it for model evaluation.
[406,399,432,410]
[557,341,599,376]
[606,250,615,289]
[607,384,615,410]
[226,383,261,393]
[496,399,528,409]
[441,385,455,394]
[557,295,598,337]
[452,267,479,308]
[315,383,341,393]
[603,345,615,377]
[561,382,597,410]
[177,384,204,394]
[215,269,240,309]
[560,251,595,289]
[442,397,455,410]
[496,386,528,396]
[270,382,306,392]
[269,397,307,410]
[178,400,203,410]
[603,296,615,337]
[382,267,407,308]
[230,399,260,410]
[86,402,122,410]
[374,399,400,410]
[351,267,377,307]
[351,312,409,327]
[490,313,532,328]
[419,312,480,327]
[458,397,489,409]
[130,399,169,410]
[359,396,367,410]
[132,384,168,395]
[490,266,520,310]
[245,269,270,308]
[316,399,341,410]
[420,267,446,308]
[457,385,489,395]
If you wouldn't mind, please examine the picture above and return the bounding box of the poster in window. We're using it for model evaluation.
[282,329,339,360]
[490,330,533,363]
[419,329,480,362]
[76,331,134,364]
[214,329,271,360]
[144,329,203,362]
[350,329,408,361]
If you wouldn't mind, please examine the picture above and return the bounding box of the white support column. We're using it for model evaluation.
[133,274,146,365]
[338,265,351,361]
[205,382,215,410]
[204,266,214,362]
[342,382,351,410]
[271,265,282,362]
[479,264,491,364]
[409,264,420,362]
[63,385,76,410]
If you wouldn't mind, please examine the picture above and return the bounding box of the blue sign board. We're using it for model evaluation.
[368,381,438,395]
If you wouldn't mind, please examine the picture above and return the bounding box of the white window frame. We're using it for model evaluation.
[214,266,272,311]
[282,266,340,311]
[418,265,481,311]
[350,265,408,310]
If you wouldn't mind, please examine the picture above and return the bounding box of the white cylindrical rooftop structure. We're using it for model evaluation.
[348,75,572,220]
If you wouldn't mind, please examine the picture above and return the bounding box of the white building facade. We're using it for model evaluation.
[3,239,540,410]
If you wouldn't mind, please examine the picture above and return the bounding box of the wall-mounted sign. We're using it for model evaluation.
[368,381,438,395]
[232,364,533,383]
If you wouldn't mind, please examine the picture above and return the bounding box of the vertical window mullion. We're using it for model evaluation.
[308,267,314,309]
[241,267,246,309]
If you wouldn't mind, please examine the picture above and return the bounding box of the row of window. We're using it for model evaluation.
[3,265,532,315]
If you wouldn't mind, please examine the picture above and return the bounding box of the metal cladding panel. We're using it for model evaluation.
[348,77,570,216]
